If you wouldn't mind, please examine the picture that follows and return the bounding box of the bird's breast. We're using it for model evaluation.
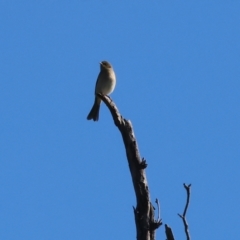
[95,71,116,95]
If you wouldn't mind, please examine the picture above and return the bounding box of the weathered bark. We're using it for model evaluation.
[98,94,162,240]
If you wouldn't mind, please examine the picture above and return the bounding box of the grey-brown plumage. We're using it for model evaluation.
[87,61,116,121]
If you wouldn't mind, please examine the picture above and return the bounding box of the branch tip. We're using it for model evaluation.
[179,183,191,240]
[165,224,175,240]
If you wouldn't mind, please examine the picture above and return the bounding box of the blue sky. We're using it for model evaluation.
[0,1,239,239]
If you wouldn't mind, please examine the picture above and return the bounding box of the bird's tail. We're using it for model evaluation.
[87,97,101,121]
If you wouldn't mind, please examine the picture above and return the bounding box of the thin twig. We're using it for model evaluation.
[155,199,160,222]
[178,183,191,240]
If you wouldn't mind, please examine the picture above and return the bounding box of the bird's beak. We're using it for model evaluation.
[99,62,102,65]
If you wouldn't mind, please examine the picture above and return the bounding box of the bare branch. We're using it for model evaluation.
[155,199,160,222]
[99,94,161,240]
[178,183,191,240]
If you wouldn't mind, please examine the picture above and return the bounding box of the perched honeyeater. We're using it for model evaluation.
[87,61,116,121]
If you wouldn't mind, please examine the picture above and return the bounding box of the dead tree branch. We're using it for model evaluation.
[98,94,162,240]
[178,183,191,240]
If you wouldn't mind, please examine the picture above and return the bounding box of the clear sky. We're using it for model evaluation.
[0,1,239,239]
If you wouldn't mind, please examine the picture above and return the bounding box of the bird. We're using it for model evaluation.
[87,61,116,121]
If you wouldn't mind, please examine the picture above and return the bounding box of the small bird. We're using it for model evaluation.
[87,61,116,121]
